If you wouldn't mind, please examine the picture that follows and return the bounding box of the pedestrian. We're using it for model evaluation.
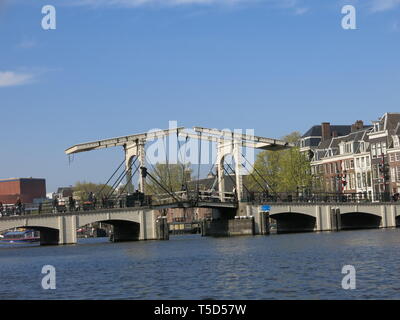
[93,194,97,209]
[68,196,75,212]
[15,198,22,215]
[53,196,59,213]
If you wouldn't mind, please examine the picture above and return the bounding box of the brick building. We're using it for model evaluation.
[303,113,400,201]
[0,178,46,204]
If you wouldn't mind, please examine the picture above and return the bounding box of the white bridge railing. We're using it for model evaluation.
[151,190,236,205]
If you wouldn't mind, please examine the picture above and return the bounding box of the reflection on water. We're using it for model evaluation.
[1,229,400,299]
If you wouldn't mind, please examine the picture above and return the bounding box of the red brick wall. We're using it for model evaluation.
[0,180,21,195]
[0,178,46,204]
[20,179,46,202]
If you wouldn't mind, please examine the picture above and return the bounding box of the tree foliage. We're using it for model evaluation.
[146,163,192,195]
[246,131,312,193]
[73,181,114,201]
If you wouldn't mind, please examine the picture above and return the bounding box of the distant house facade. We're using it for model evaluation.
[302,113,400,201]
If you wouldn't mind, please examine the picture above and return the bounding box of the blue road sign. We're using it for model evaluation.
[261,205,271,212]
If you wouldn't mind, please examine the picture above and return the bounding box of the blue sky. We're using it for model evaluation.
[1,0,400,192]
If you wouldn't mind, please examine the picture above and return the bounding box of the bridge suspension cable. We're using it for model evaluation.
[140,167,182,203]
[240,152,281,200]
[105,157,138,199]
[97,158,126,197]
[116,162,141,197]
[223,161,251,197]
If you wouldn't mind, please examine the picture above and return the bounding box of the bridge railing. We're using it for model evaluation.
[0,189,238,219]
[149,190,236,205]
[243,192,399,205]
[0,203,41,218]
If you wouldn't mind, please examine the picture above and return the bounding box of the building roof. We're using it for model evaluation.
[313,127,371,160]
[301,125,353,138]
[0,178,45,183]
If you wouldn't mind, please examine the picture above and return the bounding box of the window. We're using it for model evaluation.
[356,158,360,168]
[391,167,396,182]
[349,174,354,190]
[390,153,395,162]
[361,157,365,168]
[372,165,378,179]
[366,157,370,167]
[362,172,366,188]
[394,137,400,148]
[377,143,382,157]
[357,173,361,188]
[350,160,354,169]
[345,143,353,154]
[367,171,372,187]
[397,167,400,181]
[382,142,387,154]
[372,144,376,158]
[396,153,400,162]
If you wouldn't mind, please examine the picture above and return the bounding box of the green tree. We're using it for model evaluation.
[146,163,192,195]
[73,181,114,201]
[246,131,312,193]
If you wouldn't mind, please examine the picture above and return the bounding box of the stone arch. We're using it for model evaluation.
[340,212,382,230]
[339,206,382,217]
[0,222,60,245]
[270,212,316,233]
[125,141,146,194]
[216,141,242,201]
[78,217,140,242]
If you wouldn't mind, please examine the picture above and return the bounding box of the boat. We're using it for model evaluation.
[0,229,40,244]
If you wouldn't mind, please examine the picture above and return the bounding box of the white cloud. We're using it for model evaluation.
[294,7,308,15]
[0,71,34,87]
[17,38,36,49]
[369,0,400,12]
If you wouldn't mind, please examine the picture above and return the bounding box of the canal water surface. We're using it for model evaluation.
[1,229,400,299]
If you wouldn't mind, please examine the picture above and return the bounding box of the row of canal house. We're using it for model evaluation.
[300,113,400,201]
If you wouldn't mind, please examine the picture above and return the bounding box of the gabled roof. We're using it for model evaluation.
[313,127,371,160]
[302,125,353,138]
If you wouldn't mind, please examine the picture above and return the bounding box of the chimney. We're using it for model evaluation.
[351,120,364,132]
[321,122,331,141]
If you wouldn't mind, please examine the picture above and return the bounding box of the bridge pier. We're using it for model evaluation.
[58,216,78,245]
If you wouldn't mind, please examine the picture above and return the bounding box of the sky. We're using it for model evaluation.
[1,0,400,192]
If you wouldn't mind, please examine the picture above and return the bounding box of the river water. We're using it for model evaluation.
[1,229,400,300]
